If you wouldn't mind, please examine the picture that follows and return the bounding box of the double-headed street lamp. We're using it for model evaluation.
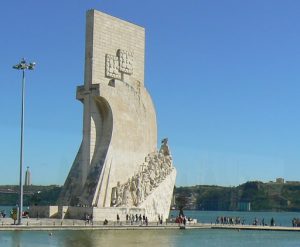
[13,58,36,225]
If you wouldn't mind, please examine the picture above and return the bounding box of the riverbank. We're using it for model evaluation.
[1,218,300,232]
[0,218,209,231]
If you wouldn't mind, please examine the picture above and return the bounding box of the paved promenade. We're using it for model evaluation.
[211,224,300,232]
[0,218,300,232]
[0,218,207,231]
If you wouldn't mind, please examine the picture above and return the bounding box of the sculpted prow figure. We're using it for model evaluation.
[160,138,171,157]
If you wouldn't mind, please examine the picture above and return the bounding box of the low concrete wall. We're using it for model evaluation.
[27,199,173,222]
[29,206,58,218]
[66,206,93,220]
[92,207,145,222]
[27,205,145,222]
[61,206,146,221]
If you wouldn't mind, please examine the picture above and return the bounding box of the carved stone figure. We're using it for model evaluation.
[116,181,123,206]
[122,183,131,206]
[130,177,137,206]
[160,138,171,156]
[110,187,117,206]
[136,175,142,205]
[110,137,176,207]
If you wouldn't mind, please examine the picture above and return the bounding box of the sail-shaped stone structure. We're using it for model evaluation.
[58,9,176,221]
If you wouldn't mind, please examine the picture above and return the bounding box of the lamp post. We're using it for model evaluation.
[13,58,36,225]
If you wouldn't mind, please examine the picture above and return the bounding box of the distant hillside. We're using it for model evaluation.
[2,181,300,211]
[0,185,61,206]
[174,181,300,211]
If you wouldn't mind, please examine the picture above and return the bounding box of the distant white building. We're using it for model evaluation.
[276,178,285,184]
[24,166,31,186]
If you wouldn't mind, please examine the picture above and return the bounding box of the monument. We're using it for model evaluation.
[56,9,176,221]
[24,166,31,186]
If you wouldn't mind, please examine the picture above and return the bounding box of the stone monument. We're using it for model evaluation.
[24,166,31,186]
[57,9,176,221]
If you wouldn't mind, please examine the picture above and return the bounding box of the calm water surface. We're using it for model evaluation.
[1,229,300,247]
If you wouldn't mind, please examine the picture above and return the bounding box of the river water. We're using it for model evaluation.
[1,228,300,247]
[1,209,300,247]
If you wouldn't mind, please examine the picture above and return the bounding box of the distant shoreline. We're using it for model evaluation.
[2,181,300,212]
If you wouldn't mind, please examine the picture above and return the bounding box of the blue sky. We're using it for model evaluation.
[1,0,300,186]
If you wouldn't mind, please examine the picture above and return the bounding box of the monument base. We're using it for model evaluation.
[29,169,176,222]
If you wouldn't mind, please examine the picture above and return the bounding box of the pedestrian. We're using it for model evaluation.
[143,214,145,224]
[271,217,275,226]
[183,217,186,226]
[145,217,148,226]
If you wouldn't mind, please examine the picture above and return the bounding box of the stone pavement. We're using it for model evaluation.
[1,218,300,232]
[0,218,206,231]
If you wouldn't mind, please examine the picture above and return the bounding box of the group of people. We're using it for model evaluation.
[215,216,276,226]
[125,213,149,225]
[84,213,168,226]
[174,210,194,225]
[292,218,300,227]
[253,217,275,226]
[175,215,187,225]
[215,216,245,225]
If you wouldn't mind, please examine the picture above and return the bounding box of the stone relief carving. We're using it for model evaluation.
[118,49,133,74]
[105,54,121,79]
[111,139,174,207]
[105,49,133,80]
